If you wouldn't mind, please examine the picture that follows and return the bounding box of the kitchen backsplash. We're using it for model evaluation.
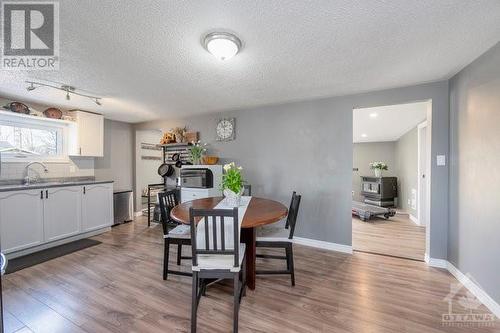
[0,158,94,181]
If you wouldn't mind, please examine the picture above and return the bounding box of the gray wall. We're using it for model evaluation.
[352,142,396,202]
[449,42,500,303]
[395,127,418,216]
[136,81,449,258]
[94,119,135,191]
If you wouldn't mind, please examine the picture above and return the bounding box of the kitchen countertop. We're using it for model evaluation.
[0,178,113,192]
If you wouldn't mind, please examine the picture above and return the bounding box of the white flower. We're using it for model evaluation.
[238,166,243,170]
[223,164,231,171]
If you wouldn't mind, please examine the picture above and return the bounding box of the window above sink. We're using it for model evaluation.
[0,110,75,163]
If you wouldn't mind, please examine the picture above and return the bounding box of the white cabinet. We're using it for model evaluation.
[0,182,113,256]
[69,110,104,157]
[82,183,113,232]
[43,186,82,242]
[0,189,44,253]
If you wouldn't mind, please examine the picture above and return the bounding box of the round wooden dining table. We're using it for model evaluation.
[170,196,288,290]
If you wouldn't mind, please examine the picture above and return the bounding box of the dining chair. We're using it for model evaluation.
[158,190,192,280]
[189,207,246,333]
[255,191,301,286]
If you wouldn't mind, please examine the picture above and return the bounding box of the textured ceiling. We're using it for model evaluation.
[1,1,500,123]
[353,101,429,143]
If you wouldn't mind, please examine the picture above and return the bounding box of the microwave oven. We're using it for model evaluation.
[180,168,214,189]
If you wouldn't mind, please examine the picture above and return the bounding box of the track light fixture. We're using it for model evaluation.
[25,81,103,106]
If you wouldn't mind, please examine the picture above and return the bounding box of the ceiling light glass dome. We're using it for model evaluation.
[203,32,242,60]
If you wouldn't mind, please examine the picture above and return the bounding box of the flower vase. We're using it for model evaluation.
[374,169,382,177]
[223,188,243,207]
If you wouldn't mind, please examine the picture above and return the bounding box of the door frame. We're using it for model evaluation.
[417,121,429,226]
[351,99,433,262]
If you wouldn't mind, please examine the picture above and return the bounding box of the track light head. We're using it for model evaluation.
[66,91,70,100]
[26,82,36,91]
[94,98,102,106]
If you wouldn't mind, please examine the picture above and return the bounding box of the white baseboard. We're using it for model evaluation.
[293,237,353,254]
[446,261,500,319]
[425,254,448,269]
[409,214,419,225]
[425,256,500,318]
[257,236,352,254]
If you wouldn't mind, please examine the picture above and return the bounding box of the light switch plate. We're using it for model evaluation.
[69,165,76,173]
[437,155,446,166]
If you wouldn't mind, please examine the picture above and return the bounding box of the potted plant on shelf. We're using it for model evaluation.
[369,162,388,177]
[188,141,207,164]
[222,162,244,207]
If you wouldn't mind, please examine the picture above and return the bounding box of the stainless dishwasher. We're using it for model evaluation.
[113,190,134,225]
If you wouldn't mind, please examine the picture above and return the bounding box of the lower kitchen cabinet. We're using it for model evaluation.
[0,182,113,255]
[43,186,82,242]
[82,183,113,232]
[0,189,44,253]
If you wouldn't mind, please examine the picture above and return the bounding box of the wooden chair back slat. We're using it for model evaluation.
[284,192,301,239]
[285,191,296,230]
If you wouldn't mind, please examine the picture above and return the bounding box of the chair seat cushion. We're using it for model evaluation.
[164,224,191,239]
[192,243,246,272]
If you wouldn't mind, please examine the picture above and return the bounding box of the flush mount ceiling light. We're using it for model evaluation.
[361,133,368,138]
[203,32,242,60]
[369,112,378,118]
[25,80,103,106]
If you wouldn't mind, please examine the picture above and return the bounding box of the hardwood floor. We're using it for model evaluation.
[352,214,426,260]
[3,217,498,332]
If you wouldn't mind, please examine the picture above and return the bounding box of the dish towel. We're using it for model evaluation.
[196,196,252,250]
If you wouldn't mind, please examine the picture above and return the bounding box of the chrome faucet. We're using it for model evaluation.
[23,162,49,185]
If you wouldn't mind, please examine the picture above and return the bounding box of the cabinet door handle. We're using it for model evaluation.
[45,190,48,199]
[79,147,82,155]
[83,186,86,194]
[40,190,43,199]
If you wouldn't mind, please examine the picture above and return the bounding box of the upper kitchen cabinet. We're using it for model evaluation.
[69,110,104,157]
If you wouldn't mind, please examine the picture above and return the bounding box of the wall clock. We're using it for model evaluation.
[216,118,235,141]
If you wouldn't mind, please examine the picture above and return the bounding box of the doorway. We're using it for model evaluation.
[351,101,431,261]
